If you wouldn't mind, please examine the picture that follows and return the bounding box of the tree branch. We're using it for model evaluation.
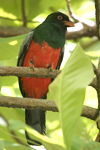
[0,66,61,78]
[0,65,98,120]
[0,26,32,37]
[21,0,27,27]
[95,0,100,40]
[82,105,97,120]
[66,0,97,40]
[66,24,97,40]
[0,96,58,112]
[0,25,97,38]
[0,66,97,88]
[0,95,97,120]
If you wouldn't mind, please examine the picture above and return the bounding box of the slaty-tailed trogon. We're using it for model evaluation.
[17,12,74,145]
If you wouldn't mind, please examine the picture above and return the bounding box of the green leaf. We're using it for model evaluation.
[71,135,83,150]
[3,140,33,150]
[0,34,26,61]
[83,141,100,150]
[25,127,66,150]
[48,44,94,150]
[0,110,25,144]
[0,139,4,150]
[0,108,24,122]
[71,135,100,150]
[8,119,27,131]
[71,0,95,20]
[8,119,66,150]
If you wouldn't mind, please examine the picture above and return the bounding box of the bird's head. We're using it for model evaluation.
[44,12,75,30]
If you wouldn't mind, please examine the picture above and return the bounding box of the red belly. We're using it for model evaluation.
[21,40,61,98]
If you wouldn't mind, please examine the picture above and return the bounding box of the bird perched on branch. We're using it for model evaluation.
[17,12,74,145]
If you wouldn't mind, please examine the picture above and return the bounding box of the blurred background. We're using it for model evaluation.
[0,0,99,149]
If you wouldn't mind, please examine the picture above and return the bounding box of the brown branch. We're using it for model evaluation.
[93,59,100,142]
[0,66,61,78]
[67,0,95,25]
[89,76,97,90]
[21,0,27,27]
[0,1,97,38]
[66,0,79,22]
[0,95,97,120]
[81,105,97,120]
[66,24,97,40]
[0,96,58,112]
[95,0,100,40]
[95,131,100,142]
[0,25,97,38]
[0,26,32,37]
[66,0,97,40]
[0,66,97,89]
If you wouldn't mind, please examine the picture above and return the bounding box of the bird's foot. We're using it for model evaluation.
[30,65,35,71]
[28,59,35,71]
[47,66,53,72]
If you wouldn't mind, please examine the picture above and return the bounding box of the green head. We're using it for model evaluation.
[44,12,74,31]
[34,12,74,48]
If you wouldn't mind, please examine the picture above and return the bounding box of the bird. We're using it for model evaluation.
[17,12,74,145]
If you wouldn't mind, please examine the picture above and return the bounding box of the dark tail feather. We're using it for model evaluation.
[25,109,45,145]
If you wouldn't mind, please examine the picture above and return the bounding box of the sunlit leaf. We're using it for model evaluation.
[85,40,100,52]
[0,34,26,61]
[0,138,4,150]
[8,119,66,150]
[83,141,100,150]
[48,44,94,149]
[2,140,33,150]
[71,135,100,150]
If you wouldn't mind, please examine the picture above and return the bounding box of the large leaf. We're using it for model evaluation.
[83,141,100,150]
[71,0,95,20]
[0,0,65,26]
[48,44,94,150]
[0,108,25,144]
[8,119,66,150]
[2,140,33,150]
[0,34,26,61]
[71,135,100,150]
[0,139,4,150]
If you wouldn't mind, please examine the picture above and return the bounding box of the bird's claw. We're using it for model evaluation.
[30,65,35,71]
[48,66,53,72]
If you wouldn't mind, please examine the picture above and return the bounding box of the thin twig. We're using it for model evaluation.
[21,0,27,27]
[66,0,97,41]
[66,0,79,22]
[66,0,96,25]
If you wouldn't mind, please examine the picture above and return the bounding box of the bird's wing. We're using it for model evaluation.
[56,46,64,70]
[17,30,34,66]
[17,30,34,97]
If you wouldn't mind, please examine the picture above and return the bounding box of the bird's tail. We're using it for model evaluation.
[25,109,45,145]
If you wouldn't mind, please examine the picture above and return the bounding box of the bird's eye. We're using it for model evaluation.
[57,15,63,20]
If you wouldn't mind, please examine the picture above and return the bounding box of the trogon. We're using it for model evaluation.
[17,12,74,145]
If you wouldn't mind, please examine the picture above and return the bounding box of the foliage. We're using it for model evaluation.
[0,0,100,150]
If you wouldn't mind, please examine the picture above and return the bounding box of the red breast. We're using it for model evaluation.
[21,39,61,98]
